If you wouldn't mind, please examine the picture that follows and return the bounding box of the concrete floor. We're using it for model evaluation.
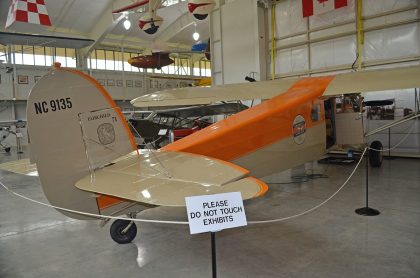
[0,148,419,278]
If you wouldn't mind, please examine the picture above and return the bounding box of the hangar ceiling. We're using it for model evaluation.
[0,0,210,51]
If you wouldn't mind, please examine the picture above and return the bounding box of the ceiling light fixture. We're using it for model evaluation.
[193,23,200,41]
[123,16,131,30]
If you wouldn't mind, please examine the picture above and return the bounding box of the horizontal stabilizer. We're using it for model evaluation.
[0,159,37,176]
[75,150,268,206]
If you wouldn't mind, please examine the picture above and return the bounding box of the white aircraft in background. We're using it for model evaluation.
[0,120,25,153]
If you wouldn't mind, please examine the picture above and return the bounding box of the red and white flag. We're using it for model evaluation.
[302,0,347,17]
[5,0,52,29]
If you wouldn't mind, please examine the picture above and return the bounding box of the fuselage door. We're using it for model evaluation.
[334,95,365,145]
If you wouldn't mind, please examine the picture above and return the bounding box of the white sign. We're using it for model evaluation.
[185,192,247,235]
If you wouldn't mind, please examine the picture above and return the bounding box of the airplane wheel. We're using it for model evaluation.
[369,141,383,168]
[4,147,11,153]
[110,220,137,244]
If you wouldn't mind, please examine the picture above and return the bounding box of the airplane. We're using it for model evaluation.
[197,76,211,86]
[191,41,208,52]
[125,102,248,148]
[0,120,26,153]
[128,48,209,69]
[128,51,173,69]
[192,38,210,60]
[113,0,215,34]
[19,64,420,244]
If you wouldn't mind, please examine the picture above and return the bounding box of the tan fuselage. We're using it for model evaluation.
[162,77,333,178]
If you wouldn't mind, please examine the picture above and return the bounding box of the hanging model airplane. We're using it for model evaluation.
[22,64,420,244]
[128,51,174,69]
[113,0,215,34]
[128,48,209,69]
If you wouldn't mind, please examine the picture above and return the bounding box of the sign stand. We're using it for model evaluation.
[185,192,248,278]
[355,152,380,216]
[211,232,217,278]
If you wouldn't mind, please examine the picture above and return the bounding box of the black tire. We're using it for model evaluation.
[110,220,137,244]
[369,141,383,167]
[4,147,11,153]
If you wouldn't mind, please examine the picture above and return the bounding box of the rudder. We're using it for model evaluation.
[27,67,136,219]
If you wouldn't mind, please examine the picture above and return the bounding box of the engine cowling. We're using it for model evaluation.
[188,0,215,20]
[139,14,163,35]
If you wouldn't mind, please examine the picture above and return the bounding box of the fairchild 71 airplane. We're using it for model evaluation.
[25,64,420,244]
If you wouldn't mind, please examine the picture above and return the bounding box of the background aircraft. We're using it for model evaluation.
[125,102,248,148]
[113,0,215,34]
[0,120,25,153]
[128,48,209,69]
[128,51,173,69]
[22,65,420,244]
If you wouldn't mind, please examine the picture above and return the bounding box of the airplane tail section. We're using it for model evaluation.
[27,66,137,219]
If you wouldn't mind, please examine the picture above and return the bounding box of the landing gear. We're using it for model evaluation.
[369,141,383,167]
[110,219,137,244]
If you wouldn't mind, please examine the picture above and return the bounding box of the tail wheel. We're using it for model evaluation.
[369,141,383,167]
[110,219,137,244]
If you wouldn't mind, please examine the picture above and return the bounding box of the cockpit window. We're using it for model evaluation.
[311,104,321,121]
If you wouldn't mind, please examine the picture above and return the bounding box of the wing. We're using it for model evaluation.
[131,65,420,108]
[0,120,26,128]
[112,0,149,13]
[0,158,37,176]
[75,150,268,207]
[323,65,420,96]
[130,78,298,107]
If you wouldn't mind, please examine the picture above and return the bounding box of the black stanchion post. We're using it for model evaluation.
[355,151,380,216]
[211,232,217,278]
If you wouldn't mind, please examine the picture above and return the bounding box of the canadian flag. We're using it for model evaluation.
[302,0,348,17]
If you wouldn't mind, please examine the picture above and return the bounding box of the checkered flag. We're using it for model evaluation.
[5,0,52,29]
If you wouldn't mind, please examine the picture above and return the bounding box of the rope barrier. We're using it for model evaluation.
[0,148,367,226]
[368,120,417,152]
[0,180,188,225]
[248,147,367,224]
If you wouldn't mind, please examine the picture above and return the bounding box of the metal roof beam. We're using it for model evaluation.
[82,0,136,56]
